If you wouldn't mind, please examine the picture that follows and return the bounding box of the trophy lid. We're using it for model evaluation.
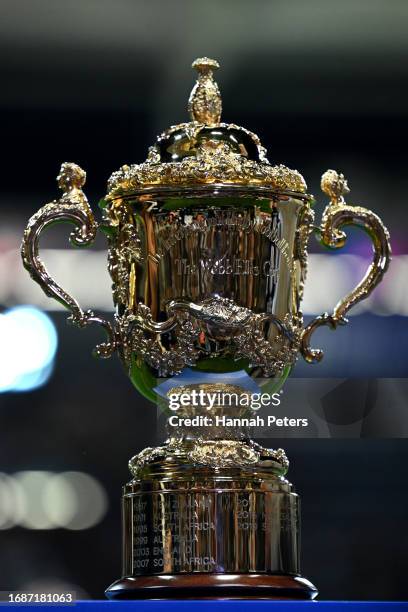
[107,58,307,200]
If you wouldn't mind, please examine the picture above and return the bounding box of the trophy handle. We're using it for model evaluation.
[301,169,391,363]
[21,162,116,358]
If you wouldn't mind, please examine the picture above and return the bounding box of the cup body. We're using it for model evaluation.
[106,190,312,388]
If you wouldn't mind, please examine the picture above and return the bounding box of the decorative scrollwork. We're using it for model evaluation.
[189,440,260,468]
[116,303,201,377]
[233,312,302,376]
[295,204,315,303]
[301,169,391,363]
[117,296,301,378]
[21,162,116,358]
[128,439,289,475]
[188,57,222,125]
[108,216,142,306]
[107,144,307,199]
[106,59,307,199]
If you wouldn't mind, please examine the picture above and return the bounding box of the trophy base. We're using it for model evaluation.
[107,440,318,601]
[105,573,318,600]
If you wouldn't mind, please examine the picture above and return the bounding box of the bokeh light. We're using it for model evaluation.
[0,471,107,531]
[0,306,57,393]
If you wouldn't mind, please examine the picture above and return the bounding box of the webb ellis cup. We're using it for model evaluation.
[22,58,391,599]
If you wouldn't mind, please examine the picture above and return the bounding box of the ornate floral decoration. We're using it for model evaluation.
[128,439,289,475]
[116,296,302,378]
[106,59,307,200]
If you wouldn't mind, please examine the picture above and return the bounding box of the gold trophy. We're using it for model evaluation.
[21,58,391,600]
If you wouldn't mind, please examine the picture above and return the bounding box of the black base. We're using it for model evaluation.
[105,573,318,600]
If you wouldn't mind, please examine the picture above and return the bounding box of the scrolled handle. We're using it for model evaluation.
[21,162,116,358]
[301,169,391,363]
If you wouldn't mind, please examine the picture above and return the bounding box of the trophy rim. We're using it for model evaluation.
[106,183,314,204]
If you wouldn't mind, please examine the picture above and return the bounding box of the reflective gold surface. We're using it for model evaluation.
[20,61,391,382]
[20,56,392,599]
[188,57,222,125]
[21,162,116,358]
[106,59,306,195]
[111,191,308,378]
[301,169,391,362]
[122,467,299,577]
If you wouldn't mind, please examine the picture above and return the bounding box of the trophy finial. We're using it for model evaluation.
[188,57,222,125]
[321,169,350,204]
[57,162,86,192]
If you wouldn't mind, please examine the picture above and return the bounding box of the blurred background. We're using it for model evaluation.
[0,0,407,601]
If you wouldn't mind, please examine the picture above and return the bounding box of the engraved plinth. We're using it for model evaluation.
[106,451,317,600]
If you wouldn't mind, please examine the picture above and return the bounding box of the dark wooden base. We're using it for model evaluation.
[105,573,318,600]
